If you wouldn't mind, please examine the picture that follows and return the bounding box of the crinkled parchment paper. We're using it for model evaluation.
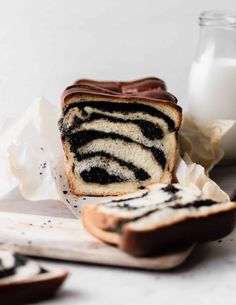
[0,98,234,216]
[179,114,235,173]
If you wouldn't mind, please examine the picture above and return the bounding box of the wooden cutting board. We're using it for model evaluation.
[0,211,194,270]
[0,165,235,270]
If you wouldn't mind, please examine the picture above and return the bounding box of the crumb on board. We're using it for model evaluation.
[39,162,47,176]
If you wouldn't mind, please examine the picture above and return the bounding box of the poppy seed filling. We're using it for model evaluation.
[59,100,177,185]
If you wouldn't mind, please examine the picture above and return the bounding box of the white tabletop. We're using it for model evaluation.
[37,232,236,305]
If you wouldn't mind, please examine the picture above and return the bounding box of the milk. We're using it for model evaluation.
[188,57,236,160]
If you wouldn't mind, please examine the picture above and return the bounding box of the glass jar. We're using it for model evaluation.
[188,11,236,160]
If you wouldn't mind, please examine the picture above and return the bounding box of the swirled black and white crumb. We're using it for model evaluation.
[59,77,182,196]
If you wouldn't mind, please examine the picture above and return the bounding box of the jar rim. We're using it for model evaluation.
[199,10,236,28]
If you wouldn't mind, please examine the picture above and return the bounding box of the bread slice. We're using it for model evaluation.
[0,250,67,304]
[59,78,182,196]
[81,184,236,256]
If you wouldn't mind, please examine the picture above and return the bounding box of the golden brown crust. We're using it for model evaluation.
[74,77,167,93]
[62,84,177,107]
[75,79,122,92]
[81,205,120,245]
[61,91,182,129]
[61,80,178,110]
[120,209,236,256]
[0,268,68,305]
[81,204,122,230]
[64,83,121,97]
[61,77,177,109]
[81,199,236,256]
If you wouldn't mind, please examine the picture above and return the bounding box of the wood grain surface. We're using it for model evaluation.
[0,212,194,270]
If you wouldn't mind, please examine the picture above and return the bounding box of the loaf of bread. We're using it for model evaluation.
[59,78,182,196]
[81,184,236,256]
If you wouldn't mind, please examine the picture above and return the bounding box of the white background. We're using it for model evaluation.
[0,0,236,117]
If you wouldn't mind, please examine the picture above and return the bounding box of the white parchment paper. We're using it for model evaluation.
[0,98,234,212]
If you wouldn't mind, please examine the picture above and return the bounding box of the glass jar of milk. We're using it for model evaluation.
[188,11,236,161]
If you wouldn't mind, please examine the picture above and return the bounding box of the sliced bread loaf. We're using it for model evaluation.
[59,78,182,196]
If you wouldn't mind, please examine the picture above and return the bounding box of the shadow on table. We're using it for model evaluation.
[170,238,236,273]
[43,288,86,304]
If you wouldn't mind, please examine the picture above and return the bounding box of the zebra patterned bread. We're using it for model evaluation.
[81,184,236,256]
[0,251,68,305]
[59,77,182,196]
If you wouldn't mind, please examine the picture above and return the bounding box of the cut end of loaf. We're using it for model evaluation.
[59,78,182,196]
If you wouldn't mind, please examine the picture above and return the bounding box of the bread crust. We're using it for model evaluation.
[81,205,120,245]
[121,209,236,256]
[0,267,68,305]
[81,200,236,256]
[74,77,167,93]
[61,86,181,114]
